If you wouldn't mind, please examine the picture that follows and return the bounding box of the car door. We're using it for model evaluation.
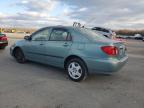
[23,28,51,63]
[45,28,72,67]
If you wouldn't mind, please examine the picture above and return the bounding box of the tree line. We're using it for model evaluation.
[115,29,144,36]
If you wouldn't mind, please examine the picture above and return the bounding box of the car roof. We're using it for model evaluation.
[39,26,87,32]
[42,26,75,29]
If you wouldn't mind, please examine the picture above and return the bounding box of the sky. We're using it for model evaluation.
[0,0,144,29]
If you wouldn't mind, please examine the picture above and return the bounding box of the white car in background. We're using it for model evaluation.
[134,34,143,40]
[142,36,144,41]
[92,27,126,43]
[92,27,116,39]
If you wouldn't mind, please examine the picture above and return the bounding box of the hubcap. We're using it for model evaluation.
[68,62,82,79]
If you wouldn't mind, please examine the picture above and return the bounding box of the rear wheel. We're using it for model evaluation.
[66,58,88,82]
[14,48,26,63]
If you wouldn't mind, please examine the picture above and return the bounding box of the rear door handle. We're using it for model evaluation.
[40,43,44,45]
[63,43,69,47]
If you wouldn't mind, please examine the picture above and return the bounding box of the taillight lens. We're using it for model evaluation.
[0,36,7,41]
[101,46,118,56]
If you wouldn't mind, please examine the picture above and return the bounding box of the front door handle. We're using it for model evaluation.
[40,43,44,45]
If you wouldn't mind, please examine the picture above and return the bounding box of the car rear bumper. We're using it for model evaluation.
[0,41,8,47]
[85,56,128,74]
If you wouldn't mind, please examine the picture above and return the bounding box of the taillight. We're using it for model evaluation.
[0,36,7,41]
[101,46,118,56]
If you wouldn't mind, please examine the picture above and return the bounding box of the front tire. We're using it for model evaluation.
[66,58,88,82]
[13,48,26,63]
[0,46,6,49]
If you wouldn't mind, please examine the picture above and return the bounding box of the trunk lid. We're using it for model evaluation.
[95,39,127,59]
[113,41,126,59]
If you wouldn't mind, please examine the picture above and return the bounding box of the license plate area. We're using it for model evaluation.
[0,41,7,44]
[119,45,125,56]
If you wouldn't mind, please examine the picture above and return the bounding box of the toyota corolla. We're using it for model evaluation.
[10,26,128,82]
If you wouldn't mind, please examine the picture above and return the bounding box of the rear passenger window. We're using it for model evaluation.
[92,27,109,33]
[95,28,101,31]
[92,27,101,31]
[50,29,71,41]
[101,29,109,33]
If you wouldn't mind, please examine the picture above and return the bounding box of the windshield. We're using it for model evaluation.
[74,28,109,41]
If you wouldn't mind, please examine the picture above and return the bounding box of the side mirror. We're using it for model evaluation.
[24,36,31,40]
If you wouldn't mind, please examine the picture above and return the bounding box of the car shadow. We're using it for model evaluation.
[13,59,69,81]
[9,57,125,84]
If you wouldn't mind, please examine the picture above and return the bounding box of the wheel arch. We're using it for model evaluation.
[64,55,88,72]
[12,47,22,57]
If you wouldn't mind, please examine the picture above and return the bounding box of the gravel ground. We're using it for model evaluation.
[0,34,144,108]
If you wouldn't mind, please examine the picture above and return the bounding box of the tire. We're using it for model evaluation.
[13,48,26,63]
[0,46,6,49]
[66,58,88,82]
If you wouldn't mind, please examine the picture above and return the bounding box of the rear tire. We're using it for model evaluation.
[13,48,26,63]
[66,58,88,82]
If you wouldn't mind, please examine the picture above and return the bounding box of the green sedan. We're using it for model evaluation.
[10,26,128,82]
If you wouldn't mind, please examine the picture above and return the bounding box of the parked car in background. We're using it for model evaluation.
[142,36,144,41]
[134,34,143,40]
[127,36,134,39]
[117,35,127,38]
[10,26,128,82]
[0,33,8,49]
[92,27,116,39]
[117,35,129,39]
[92,27,126,43]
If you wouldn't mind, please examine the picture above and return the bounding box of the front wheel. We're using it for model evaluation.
[66,58,88,82]
[0,46,6,49]
[14,48,26,63]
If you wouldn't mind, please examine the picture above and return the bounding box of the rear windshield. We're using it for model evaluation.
[93,28,109,33]
[74,28,109,41]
